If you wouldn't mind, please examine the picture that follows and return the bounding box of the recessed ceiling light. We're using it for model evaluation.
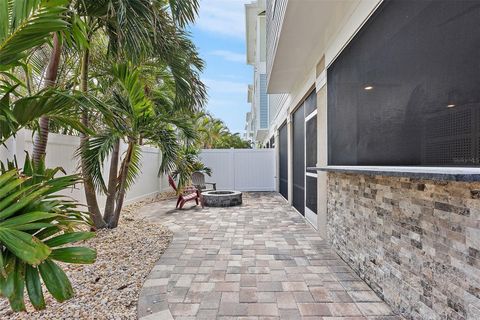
[447,104,455,108]
[364,86,373,90]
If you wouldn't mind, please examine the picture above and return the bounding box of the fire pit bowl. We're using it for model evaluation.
[202,190,242,207]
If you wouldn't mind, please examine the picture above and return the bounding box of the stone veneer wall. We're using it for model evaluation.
[327,172,480,319]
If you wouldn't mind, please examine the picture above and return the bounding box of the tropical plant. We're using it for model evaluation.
[73,0,206,229]
[0,0,71,143]
[170,146,211,191]
[0,155,96,312]
[195,113,252,149]
[1,0,208,233]
[0,0,69,68]
[81,60,205,228]
[0,4,97,311]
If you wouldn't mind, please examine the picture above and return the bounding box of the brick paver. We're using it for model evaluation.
[137,192,401,319]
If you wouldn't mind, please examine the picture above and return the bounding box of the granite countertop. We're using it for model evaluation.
[307,166,480,182]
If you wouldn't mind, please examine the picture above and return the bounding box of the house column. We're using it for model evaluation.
[316,57,328,238]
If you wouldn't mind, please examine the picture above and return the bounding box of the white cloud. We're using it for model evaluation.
[196,0,250,38]
[203,78,248,94]
[210,50,246,63]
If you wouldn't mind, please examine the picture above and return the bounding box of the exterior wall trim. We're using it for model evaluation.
[325,0,383,69]
[316,70,327,92]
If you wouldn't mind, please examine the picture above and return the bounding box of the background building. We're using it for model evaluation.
[245,0,269,147]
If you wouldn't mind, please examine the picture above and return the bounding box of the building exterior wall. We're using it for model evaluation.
[246,1,269,147]
[261,0,480,318]
[327,172,480,319]
[266,0,288,85]
[259,74,268,129]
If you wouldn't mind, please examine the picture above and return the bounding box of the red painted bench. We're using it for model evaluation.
[168,176,203,209]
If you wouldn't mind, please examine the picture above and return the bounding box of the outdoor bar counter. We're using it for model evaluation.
[309,164,480,318]
[308,165,480,182]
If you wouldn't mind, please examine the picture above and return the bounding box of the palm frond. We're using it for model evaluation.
[155,126,180,176]
[123,143,141,191]
[78,131,119,193]
[0,0,69,67]
[167,0,200,27]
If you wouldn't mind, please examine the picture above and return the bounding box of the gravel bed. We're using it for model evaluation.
[0,194,174,320]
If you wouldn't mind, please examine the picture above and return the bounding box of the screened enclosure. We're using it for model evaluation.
[292,105,305,215]
[328,0,480,167]
[279,122,288,200]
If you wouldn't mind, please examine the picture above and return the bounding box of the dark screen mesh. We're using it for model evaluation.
[306,115,317,168]
[279,123,288,200]
[328,0,480,166]
[305,91,317,117]
[293,105,305,215]
[306,176,317,213]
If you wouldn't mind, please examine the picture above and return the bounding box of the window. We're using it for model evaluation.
[328,0,480,167]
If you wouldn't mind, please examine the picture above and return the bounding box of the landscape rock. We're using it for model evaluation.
[0,193,174,320]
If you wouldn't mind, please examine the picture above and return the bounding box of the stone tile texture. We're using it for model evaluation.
[327,173,480,320]
[137,192,399,319]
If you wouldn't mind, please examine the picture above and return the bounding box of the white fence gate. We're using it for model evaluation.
[199,149,276,191]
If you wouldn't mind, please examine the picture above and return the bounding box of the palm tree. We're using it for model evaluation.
[0,0,69,142]
[194,114,252,149]
[81,62,205,228]
[31,33,63,164]
[72,0,204,228]
[196,114,229,148]
[0,2,97,311]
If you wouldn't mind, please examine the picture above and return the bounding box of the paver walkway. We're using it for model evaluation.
[137,192,400,320]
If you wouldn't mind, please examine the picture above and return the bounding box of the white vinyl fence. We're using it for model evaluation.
[0,131,277,207]
[0,130,169,207]
[199,149,276,191]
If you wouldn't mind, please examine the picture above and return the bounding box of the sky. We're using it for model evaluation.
[190,0,252,134]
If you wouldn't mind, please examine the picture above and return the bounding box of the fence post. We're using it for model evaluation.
[231,148,235,190]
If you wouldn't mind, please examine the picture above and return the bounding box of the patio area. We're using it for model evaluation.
[137,192,400,319]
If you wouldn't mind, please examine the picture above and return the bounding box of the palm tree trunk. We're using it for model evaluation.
[32,33,62,165]
[103,139,120,224]
[108,141,134,228]
[79,48,107,229]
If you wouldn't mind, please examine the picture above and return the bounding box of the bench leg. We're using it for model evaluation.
[178,199,186,209]
[176,196,182,208]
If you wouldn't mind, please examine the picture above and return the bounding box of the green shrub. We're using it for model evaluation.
[0,155,96,311]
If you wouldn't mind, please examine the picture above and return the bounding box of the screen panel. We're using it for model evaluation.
[293,105,305,215]
[305,91,317,117]
[279,123,288,200]
[306,115,317,168]
[328,0,480,166]
[306,176,317,213]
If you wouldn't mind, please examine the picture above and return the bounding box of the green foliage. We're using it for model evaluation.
[0,0,206,312]
[0,155,96,312]
[0,88,95,144]
[170,146,211,191]
[195,113,252,149]
[0,0,95,144]
[0,0,69,67]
